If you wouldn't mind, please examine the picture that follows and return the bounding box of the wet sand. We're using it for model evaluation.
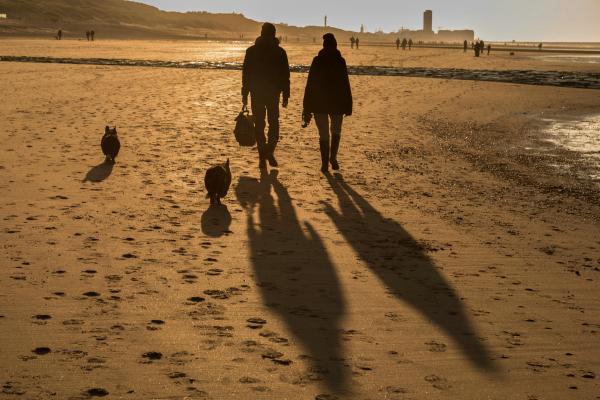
[1,42,599,399]
[3,55,600,89]
[2,38,600,72]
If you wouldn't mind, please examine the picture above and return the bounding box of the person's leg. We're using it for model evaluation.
[251,93,267,168]
[314,114,330,173]
[265,94,280,167]
[329,115,343,170]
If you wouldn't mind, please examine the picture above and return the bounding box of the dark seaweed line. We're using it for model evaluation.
[2,55,600,90]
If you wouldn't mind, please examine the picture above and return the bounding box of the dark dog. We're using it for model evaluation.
[205,159,232,205]
[101,126,120,163]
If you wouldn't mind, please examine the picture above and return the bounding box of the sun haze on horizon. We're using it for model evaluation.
[134,0,600,42]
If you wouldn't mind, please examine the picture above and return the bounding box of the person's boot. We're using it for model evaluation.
[330,135,340,170]
[319,140,330,174]
[257,144,267,169]
[266,143,278,167]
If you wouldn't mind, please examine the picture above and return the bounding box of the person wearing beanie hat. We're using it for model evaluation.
[242,22,290,169]
[302,33,353,173]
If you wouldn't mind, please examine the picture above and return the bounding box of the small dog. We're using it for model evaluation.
[101,126,121,163]
[205,159,232,205]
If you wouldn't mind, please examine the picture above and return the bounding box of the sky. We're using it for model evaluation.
[135,0,600,42]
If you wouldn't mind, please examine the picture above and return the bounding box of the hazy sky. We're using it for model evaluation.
[135,0,600,42]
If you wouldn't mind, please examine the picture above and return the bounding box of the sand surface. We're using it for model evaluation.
[1,42,600,399]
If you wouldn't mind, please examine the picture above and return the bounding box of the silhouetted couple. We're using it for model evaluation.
[242,23,352,174]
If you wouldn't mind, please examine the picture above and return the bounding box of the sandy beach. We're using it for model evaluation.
[1,40,599,399]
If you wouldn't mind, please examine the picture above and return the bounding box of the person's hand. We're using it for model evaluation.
[242,95,248,106]
[302,111,312,128]
[282,97,289,108]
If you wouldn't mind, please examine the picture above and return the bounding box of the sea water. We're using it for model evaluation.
[545,116,600,180]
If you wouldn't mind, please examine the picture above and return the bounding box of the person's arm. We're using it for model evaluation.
[241,49,251,105]
[341,58,353,116]
[302,58,317,124]
[281,50,291,107]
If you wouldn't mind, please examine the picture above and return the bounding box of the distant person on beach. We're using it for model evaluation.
[86,30,90,41]
[487,43,491,55]
[408,38,413,50]
[474,42,480,57]
[90,30,95,41]
[480,40,485,54]
[351,36,355,49]
[57,30,62,40]
[401,38,407,50]
[464,40,468,52]
[355,37,360,49]
[302,33,353,173]
[396,38,400,50]
[242,22,290,169]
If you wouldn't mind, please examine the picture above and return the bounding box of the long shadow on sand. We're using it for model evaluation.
[236,170,348,393]
[201,204,232,237]
[83,161,114,182]
[323,173,496,371]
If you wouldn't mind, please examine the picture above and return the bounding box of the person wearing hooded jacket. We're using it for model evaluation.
[242,22,290,169]
[302,33,353,173]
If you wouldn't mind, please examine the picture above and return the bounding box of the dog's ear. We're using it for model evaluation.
[112,126,118,134]
[226,158,229,166]
[105,126,110,134]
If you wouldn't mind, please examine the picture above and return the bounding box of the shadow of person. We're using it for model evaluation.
[83,161,114,182]
[323,173,497,372]
[201,204,232,237]
[236,170,349,393]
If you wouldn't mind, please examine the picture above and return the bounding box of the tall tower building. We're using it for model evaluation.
[423,10,433,33]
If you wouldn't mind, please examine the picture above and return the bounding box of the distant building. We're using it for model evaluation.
[395,10,474,43]
[0,13,7,19]
[423,10,433,33]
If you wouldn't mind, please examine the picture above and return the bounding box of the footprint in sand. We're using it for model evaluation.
[425,341,447,352]
[259,330,289,344]
[186,296,206,304]
[86,388,109,397]
[147,320,165,331]
[82,269,97,275]
[32,347,51,355]
[425,374,452,390]
[246,317,266,329]
[142,351,163,361]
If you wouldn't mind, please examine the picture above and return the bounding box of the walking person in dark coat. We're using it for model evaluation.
[242,23,290,169]
[303,33,353,173]
[90,30,95,41]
